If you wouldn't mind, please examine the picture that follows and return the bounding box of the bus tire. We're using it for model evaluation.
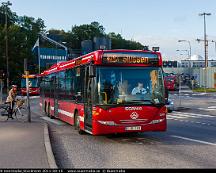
[47,103,51,117]
[45,102,50,117]
[44,102,47,115]
[168,109,173,113]
[74,112,85,135]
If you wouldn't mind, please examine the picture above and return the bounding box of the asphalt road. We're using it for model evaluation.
[30,94,216,169]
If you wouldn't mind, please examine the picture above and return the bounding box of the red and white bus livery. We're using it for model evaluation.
[21,74,40,96]
[39,49,167,135]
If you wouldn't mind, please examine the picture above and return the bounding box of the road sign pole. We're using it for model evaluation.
[0,79,3,104]
[24,59,31,122]
[25,71,31,122]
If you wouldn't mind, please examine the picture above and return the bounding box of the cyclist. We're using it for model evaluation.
[5,85,18,118]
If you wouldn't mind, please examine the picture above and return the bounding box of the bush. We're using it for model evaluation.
[192,88,216,92]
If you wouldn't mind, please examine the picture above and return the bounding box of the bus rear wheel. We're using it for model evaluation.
[74,112,85,135]
[47,103,51,117]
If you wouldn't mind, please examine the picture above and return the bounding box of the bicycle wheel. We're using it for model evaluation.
[0,108,13,121]
[13,107,25,122]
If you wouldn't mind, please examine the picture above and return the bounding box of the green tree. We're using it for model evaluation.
[0,1,145,87]
[108,32,144,50]
[0,1,45,86]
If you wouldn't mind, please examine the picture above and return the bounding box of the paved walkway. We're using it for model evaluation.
[180,85,193,93]
[0,122,50,168]
[0,97,57,169]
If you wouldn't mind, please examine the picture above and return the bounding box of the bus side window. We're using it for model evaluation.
[58,71,66,100]
[75,67,85,102]
[65,69,76,101]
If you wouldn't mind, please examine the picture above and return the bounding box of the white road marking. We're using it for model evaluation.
[171,135,216,146]
[167,111,214,126]
[167,115,187,119]
[208,106,216,109]
[167,117,174,120]
[192,93,207,96]
[198,108,216,111]
[172,111,215,118]
[169,113,197,118]
[170,118,212,126]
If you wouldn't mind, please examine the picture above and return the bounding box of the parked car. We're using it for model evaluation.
[166,99,174,113]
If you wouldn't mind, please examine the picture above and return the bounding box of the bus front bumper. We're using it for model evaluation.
[92,118,167,135]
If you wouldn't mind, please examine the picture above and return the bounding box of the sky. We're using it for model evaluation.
[3,0,216,60]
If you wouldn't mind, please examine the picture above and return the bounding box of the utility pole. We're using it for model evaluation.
[0,70,4,104]
[2,1,12,92]
[199,13,211,68]
[198,12,211,91]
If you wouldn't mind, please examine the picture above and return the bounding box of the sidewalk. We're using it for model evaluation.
[0,109,57,168]
[180,85,193,93]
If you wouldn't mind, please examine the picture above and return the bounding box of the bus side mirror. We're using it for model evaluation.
[75,92,82,102]
[165,88,169,101]
[89,65,96,78]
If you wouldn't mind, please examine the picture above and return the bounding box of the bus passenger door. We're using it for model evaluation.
[52,76,59,118]
[84,67,93,130]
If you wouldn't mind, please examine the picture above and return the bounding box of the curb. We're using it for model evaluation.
[173,106,190,111]
[44,123,58,168]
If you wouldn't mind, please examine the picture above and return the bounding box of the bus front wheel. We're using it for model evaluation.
[74,112,85,135]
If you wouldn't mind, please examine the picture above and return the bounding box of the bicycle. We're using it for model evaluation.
[0,98,26,121]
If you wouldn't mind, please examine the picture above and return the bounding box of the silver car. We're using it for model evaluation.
[166,99,174,113]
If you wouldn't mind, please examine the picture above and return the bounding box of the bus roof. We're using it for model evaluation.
[41,49,163,76]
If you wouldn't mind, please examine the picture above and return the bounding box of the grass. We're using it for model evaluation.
[192,88,216,92]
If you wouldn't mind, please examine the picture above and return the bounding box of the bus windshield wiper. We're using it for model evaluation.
[130,99,155,104]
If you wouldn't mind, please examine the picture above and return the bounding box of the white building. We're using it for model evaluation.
[163,55,216,88]
[181,55,216,68]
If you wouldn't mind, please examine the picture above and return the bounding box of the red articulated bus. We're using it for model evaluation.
[39,49,167,135]
[21,74,40,96]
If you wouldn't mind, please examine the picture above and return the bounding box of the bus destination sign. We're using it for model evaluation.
[102,52,158,65]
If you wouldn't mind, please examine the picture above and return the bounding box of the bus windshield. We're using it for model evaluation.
[96,67,165,105]
[21,78,38,88]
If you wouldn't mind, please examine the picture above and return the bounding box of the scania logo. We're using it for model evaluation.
[130,112,139,120]
[125,107,142,111]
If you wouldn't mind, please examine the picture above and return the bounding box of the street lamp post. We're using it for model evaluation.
[178,40,192,88]
[178,40,191,58]
[176,49,190,67]
[176,49,190,58]
[2,1,12,92]
[176,49,191,88]
[175,50,189,108]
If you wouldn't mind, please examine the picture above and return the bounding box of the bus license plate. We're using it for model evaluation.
[125,126,141,131]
